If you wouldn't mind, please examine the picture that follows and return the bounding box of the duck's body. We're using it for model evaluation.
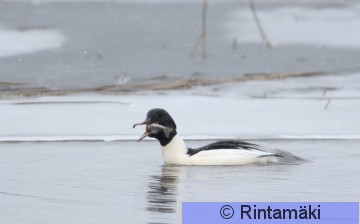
[161,135,302,165]
[134,109,305,166]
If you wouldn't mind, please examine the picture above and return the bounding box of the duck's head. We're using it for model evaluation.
[133,108,177,146]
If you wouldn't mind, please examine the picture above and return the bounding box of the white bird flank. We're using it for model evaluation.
[161,134,279,166]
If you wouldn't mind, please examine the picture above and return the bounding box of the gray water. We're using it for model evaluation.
[2,2,360,91]
[0,139,359,224]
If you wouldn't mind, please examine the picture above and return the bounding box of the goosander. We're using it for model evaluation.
[133,108,305,166]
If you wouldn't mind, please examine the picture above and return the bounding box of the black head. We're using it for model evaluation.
[133,108,177,146]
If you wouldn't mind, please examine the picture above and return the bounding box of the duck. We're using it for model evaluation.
[133,108,305,166]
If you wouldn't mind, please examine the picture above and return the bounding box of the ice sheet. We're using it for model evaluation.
[226,3,360,48]
[1,78,359,141]
[0,28,65,57]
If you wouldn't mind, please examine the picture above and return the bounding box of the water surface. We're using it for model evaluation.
[0,140,359,224]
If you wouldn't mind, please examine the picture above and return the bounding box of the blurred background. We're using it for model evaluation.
[1,0,360,95]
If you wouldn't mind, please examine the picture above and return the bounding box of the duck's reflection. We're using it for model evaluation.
[147,165,182,214]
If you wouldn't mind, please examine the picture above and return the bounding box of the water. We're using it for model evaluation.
[1,139,359,224]
[2,2,360,91]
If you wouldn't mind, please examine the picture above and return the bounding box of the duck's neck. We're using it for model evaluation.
[161,134,188,165]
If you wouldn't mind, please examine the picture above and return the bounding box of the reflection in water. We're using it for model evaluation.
[147,165,181,214]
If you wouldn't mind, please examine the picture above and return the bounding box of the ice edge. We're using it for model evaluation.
[0,135,359,142]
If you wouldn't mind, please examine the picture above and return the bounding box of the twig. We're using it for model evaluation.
[324,99,331,109]
[190,34,202,57]
[191,0,208,59]
[232,37,238,50]
[323,88,328,96]
[248,0,273,48]
[201,0,208,59]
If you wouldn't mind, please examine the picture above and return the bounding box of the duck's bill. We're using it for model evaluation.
[133,118,150,128]
[137,131,150,142]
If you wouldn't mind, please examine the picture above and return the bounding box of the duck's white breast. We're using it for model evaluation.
[161,135,189,165]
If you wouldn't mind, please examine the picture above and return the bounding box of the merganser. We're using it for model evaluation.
[133,108,305,165]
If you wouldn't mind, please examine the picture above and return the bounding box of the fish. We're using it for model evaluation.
[147,123,174,138]
[135,123,174,142]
